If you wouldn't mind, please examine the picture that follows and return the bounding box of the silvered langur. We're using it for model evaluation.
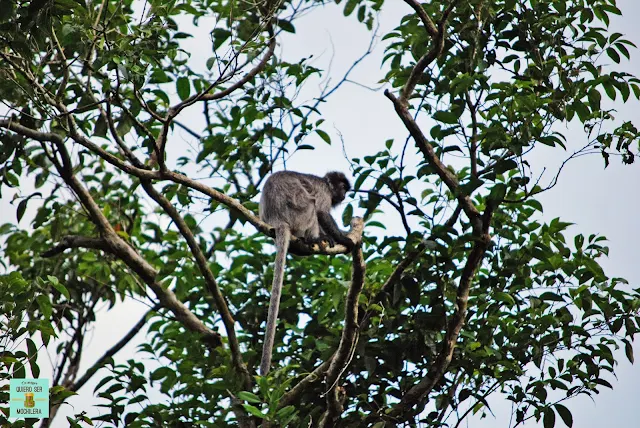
[259,171,353,375]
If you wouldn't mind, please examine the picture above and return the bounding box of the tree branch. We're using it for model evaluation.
[371,210,492,425]
[400,0,460,102]
[41,235,109,258]
[401,0,439,39]
[278,360,332,409]
[23,132,222,347]
[140,180,251,388]
[70,304,161,392]
[384,90,481,230]
[0,120,360,257]
[319,238,366,427]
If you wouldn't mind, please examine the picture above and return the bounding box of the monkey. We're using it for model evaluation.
[258,170,353,376]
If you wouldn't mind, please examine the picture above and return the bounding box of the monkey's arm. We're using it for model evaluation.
[317,211,353,249]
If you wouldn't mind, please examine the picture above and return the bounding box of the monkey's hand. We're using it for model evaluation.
[320,234,335,248]
[303,235,333,250]
[327,231,354,250]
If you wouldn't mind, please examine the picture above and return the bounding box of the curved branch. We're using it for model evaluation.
[278,360,332,409]
[140,180,251,388]
[6,126,222,347]
[0,120,359,256]
[399,0,460,102]
[383,233,490,421]
[385,90,481,230]
[171,28,276,114]
[319,239,366,427]
[70,304,161,392]
[41,235,109,258]
[402,0,439,38]
[370,209,492,425]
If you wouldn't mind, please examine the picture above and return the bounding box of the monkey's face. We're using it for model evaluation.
[325,171,351,206]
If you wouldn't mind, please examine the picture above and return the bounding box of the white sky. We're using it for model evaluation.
[2,0,640,426]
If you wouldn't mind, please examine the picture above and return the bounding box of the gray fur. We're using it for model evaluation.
[259,170,351,375]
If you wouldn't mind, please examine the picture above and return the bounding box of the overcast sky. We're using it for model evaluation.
[2,0,640,426]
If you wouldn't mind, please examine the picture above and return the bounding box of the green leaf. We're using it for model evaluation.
[525,199,543,212]
[433,110,459,124]
[316,129,331,144]
[242,404,267,419]
[177,77,190,101]
[342,204,353,226]
[48,276,70,299]
[94,115,108,137]
[116,116,133,137]
[587,88,601,111]
[539,292,565,302]
[26,338,40,378]
[573,101,590,122]
[555,404,573,427]
[494,291,516,307]
[606,47,620,63]
[276,19,295,33]
[5,171,19,187]
[36,295,52,320]
[494,159,518,175]
[357,5,365,22]
[543,408,556,428]
[488,183,507,203]
[344,0,358,16]
[238,391,261,403]
[603,81,616,100]
[212,28,231,49]
[16,199,27,223]
[625,340,634,364]
[271,127,288,141]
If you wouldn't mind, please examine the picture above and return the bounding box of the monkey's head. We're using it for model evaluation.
[324,171,351,206]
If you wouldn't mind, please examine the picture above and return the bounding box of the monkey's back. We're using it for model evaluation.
[259,171,332,237]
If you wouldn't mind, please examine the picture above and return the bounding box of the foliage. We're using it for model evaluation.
[1,0,639,427]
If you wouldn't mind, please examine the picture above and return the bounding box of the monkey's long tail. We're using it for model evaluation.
[260,225,291,376]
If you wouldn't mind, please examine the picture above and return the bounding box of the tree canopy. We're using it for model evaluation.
[1,0,639,427]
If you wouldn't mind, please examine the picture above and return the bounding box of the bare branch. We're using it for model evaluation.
[402,0,439,38]
[0,119,360,256]
[41,235,109,258]
[199,32,276,103]
[167,27,276,122]
[70,304,161,392]
[399,0,460,102]
[278,360,332,409]
[319,237,366,427]
[384,90,481,229]
[383,232,490,421]
[8,127,223,347]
